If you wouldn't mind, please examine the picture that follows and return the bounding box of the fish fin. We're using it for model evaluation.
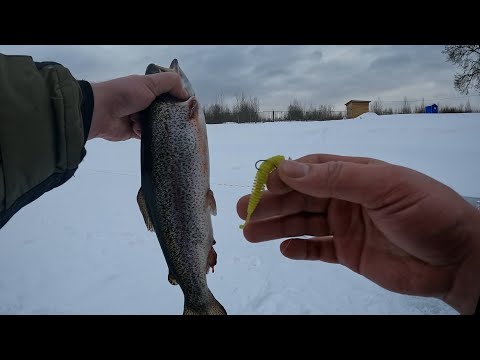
[137,188,154,232]
[206,244,217,274]
[169,59,179,71]
[188,97,199,120]
[206,189,217,216]
[170,59,195,97]
[168,271,178,286]
[183,291,227,315]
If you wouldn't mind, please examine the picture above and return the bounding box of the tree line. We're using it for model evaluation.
[204,94,479,124]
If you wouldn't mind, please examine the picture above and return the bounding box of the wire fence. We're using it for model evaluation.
[257,110,346,122]
[204,94,480,124]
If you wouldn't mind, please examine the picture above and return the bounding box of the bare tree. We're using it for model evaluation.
[399,96,412,114]
[287,99,304,120]
[465,98,472,113]
[370,97,384,115]
[233,92,260,123]
[443,45,480,95]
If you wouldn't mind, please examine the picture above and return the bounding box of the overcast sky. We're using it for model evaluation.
[1,45,478,112]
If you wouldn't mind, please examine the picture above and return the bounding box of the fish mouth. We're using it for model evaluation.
[145,59,179,75]
[145,63,174,75]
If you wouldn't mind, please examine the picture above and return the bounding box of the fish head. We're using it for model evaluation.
[145,59,195,98]
[145,59,209,173]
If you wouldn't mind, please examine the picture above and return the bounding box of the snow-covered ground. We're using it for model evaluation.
[1,112,479,314]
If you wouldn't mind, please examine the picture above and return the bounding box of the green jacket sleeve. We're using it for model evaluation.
[0,53,94,229]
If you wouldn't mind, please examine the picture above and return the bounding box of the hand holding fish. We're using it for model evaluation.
[88,72,189,141]
[237,154,480,315]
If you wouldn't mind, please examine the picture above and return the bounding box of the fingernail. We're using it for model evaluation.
[281,160,309,178]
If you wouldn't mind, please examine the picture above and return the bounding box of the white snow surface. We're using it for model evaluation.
[1,112,479,315]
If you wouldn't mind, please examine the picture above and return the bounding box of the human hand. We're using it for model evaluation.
[237,154,480,314]
[88,72,189,141]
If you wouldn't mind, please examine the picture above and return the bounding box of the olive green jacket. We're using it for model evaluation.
[0,53,93,229]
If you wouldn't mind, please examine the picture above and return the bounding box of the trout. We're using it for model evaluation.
[137,59,226,315]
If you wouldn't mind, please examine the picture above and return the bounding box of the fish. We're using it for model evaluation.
[136,59,227,315]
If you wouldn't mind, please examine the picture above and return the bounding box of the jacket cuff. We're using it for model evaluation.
[78,80,94,144]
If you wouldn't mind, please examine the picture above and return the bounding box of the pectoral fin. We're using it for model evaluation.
[168,271,178,286]
[188,97,199,120]
[206,239,217,274]
[207,189,217,216]
[137,188,154,232]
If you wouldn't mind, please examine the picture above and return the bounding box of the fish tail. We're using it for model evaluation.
[183,291,227,315]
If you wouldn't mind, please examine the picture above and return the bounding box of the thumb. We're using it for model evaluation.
[277,160,393,206]
[145,72,189,100]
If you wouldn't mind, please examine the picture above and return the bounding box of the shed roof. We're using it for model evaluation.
[345,100,371,106]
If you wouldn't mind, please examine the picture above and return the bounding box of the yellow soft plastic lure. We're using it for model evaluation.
[240,155,286,229]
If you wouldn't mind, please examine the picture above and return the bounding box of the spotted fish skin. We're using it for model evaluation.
[137,59,226,315]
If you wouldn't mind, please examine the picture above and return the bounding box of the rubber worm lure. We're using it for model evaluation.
[240,155,286,229]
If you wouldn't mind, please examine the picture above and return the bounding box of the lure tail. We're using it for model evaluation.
[240,155,286,229]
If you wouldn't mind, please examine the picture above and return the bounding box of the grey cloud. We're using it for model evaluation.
[1,44,475,111]
[368,53,412,70]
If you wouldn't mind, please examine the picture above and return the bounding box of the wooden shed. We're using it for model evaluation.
[345,100,371,119]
